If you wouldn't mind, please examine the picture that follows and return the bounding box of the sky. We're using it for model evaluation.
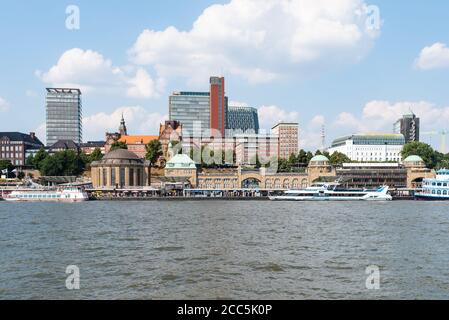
[1,0,449,151]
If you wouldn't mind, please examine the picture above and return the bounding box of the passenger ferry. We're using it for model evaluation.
[4,187,89,202]
[415,169,449,200]
[269,182,392,201]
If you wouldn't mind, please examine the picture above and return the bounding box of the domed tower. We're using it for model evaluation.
[307,155,335,184]
[119,113,128,136]
[403,155,434,188]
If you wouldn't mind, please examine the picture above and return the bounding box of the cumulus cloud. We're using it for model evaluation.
[333,100,449,133]
[129,0,380,85]
[300,115,327,151]
[83,106,167,141]
[37,48,164,98]
[35,106,167,145]
[415,42,449,70]
[0,97,9,112]
[258,105,299,130]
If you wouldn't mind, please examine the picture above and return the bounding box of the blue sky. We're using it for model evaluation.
[1,0,449,151]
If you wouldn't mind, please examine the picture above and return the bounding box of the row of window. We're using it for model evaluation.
[1,145,22,151]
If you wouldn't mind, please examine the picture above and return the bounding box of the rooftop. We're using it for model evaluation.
[46,88,81,94]
[118,135,159,145]
[166,154,197,169]
[403,155,424,162]
[103,149,140,160]
[310,155,329,162]
[0,132,43,145]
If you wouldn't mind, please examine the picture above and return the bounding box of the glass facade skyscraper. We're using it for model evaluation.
[169,91,211,137]
[394,112,420,143]
[226,105,260,135]
[46,88,82,146]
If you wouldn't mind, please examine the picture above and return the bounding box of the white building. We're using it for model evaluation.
[328,133,405,162]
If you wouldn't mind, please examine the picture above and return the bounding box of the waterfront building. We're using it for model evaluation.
[164,154,198,187]
[271,122,299,160]
[0,132,44,167]
[402,155,434,188]
[187,154,433,191]
[46,88,82,146]
[394,112,420,142]
[226,104,259,135]
[169,91,211,137]
[80,141,106,155]
[328,133,405,162]
[209,76,226,136]
[336,163,407,189]
[91,149,151,188]
[307,155,336,183]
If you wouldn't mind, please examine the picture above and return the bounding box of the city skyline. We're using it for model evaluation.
[1,1,449,151]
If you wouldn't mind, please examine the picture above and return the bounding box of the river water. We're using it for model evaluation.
[0,200,449,300]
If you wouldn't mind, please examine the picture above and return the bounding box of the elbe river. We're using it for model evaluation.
[1,201,449,299]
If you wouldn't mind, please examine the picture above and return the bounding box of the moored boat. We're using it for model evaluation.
[415,169,449,200]
[269,182,392,201]
[4,187,89,202]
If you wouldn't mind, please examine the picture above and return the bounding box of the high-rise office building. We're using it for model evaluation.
[394,112,420,142]
[169,91,210,137]
[271,122,299,160]
[209,77,226,136]
[46,88,82,146]
[226,105,260,134]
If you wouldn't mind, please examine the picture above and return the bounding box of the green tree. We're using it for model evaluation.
[329,151,351,166]
[110,141,128,151]
[39,150,86,176]
[401,141,437,168]
[89,148,104,162]
[145,140,163,185]
[32,147,48,170]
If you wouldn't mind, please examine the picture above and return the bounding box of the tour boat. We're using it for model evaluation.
[415,169,449,200]
[4,187,89,202]
[269,182,392,201]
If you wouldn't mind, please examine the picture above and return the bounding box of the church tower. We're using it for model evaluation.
[119,113,128,136]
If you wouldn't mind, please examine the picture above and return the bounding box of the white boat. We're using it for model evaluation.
[4,187,89,202]
[415,169,449,200]
[269,182,392,201]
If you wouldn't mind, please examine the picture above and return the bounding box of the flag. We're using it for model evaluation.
[1,169,7,174]
[11,169,17,173]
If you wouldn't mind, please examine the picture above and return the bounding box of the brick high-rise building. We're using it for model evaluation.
[209,77,226,137]
[271,122,299,160]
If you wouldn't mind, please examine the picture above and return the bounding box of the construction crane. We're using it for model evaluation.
[422,130,448,153]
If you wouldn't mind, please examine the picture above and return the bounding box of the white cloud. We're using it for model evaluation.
[299,115,330,151]
[258,105,299,130]
[83,106,167,141]
[129,0,379,85]
[37,48,164,98]
[35,106,168,144]
[415,42,449,70]
[0,97,9,112]
[333,100,449,134]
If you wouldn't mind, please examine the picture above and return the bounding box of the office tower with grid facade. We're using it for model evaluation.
[46,88,82,146]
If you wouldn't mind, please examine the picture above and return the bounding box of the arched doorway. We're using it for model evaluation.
[242,178,261,189]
